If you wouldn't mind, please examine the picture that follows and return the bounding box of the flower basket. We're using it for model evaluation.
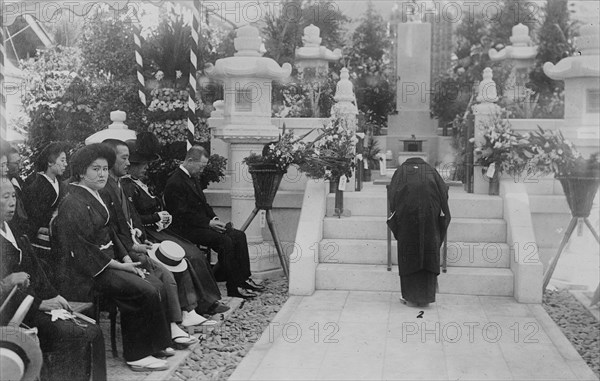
[556,176,600,218]
[248,163,286,210]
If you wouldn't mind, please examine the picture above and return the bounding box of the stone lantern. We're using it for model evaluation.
[85,110,136,145]
[543,24,600,154]
[295,24,342,117]
[294,24,342,77]
[489,23,538,104]
[205,25,292,244]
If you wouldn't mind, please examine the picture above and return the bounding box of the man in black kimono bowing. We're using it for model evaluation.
[164,146,263,299]
[0,176,107,381]
[388,157,451,307]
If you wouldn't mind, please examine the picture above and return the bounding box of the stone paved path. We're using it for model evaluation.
[229,291,599,380]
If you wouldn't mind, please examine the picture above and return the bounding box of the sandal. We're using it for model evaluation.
[172,334,199,349]
[127,356,168,372]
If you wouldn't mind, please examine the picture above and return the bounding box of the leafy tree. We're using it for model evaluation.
[528,0,576,118]
[349,1,387,62]
[346,1,395,134]
[488,0,540,45]
[78,9,147,131]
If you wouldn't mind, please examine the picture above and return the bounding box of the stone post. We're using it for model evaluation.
[472,68,502,194]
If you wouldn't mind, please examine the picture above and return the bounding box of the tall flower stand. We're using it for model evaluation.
[240,163,289,279]
[542,177,600,291]
[327,178,351,218]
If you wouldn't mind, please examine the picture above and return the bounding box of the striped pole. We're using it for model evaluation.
[133,24,147,107]
[0,25,6,141]
[186,0,201,149]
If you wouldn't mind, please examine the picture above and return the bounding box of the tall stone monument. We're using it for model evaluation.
[205,26,292,247]
[384,19,439,167]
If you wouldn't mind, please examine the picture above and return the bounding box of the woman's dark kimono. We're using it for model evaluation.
[1,225,106,381]
[22,174,66,253]
[120,175,222,313]
[52,184,171,361]
[388,157,451,305]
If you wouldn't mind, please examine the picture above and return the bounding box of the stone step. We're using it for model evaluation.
[323,216,507,242]
[319,239,510,268]
[315,264,514,296]
[529,195,570,214]
[327,191,503,218]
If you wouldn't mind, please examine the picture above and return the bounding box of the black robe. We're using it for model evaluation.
[389,158,451,303]
[22,174,66,252]
[121,175,222,312]
[7,176,34,237]
[52,184,171,361]
[0,226,106,381]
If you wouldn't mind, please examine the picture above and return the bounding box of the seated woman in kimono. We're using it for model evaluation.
[22,142,68,254]
[120,134,230,317]
[0,176,106,381]
[52,144,174,372]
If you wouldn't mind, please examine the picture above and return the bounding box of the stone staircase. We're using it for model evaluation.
[315,183,515,296]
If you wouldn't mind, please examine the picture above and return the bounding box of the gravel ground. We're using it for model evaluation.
[543,289,600,378]
[171,277,289,381]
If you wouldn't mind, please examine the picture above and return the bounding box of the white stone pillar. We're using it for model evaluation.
[472,68,502,194]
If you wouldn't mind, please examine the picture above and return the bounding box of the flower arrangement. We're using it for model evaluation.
[298,115,359,181]
[521,126,600,178]
[472,114,527,177]
[243,124,311,172]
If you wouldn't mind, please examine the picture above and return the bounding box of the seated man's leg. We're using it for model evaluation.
[226,229,252,282]
[29,310,106,381]
[94,268,171,362]
[161,230,222,302]
[144,258,182,324]
[186,228,245,293]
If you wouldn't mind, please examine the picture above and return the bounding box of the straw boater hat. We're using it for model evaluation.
[148,241,187,272]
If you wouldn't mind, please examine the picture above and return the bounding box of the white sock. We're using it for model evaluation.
[171,322,188,339]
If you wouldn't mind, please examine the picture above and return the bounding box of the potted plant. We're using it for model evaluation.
[198,154,227,190]
[362,136,381,182]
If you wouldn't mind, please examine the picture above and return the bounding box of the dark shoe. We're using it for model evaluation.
[242,280,264,292]
[206,301,230,315]
[228,287,257,299]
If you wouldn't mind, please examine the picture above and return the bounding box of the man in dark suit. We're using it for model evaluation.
[164,146,263,299]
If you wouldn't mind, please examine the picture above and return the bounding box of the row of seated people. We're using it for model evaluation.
[0,135,264,378]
